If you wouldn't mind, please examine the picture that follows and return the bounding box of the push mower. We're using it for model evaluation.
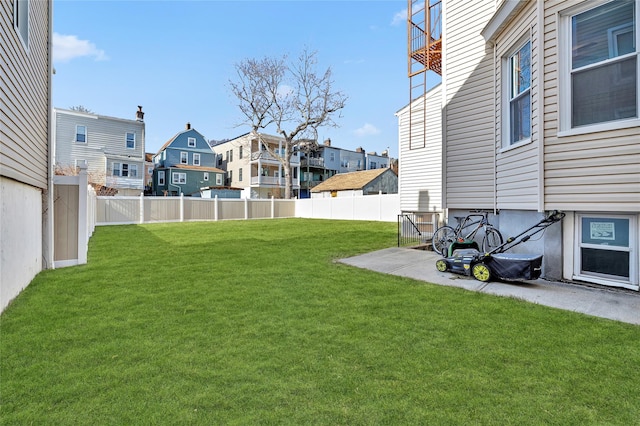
[435,211,566,282]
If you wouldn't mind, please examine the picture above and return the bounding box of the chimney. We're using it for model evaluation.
[136,105,144,122]
[186,122,191,130]
[356,146,364,153]
[324,138,331,147]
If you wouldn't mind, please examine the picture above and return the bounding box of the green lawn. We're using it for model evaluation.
[1,219,639,425]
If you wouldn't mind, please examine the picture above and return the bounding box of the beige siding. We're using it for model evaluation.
[494,1,540,210]
[542,0,640,212]
[397,84,442,212]
[443,0,497,209]
[0,0,50,189]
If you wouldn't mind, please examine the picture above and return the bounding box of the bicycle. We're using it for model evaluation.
[432,211,503,256]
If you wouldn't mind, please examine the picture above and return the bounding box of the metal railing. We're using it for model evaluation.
[397,211,441,248]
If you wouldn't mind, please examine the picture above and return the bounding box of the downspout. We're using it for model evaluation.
[492,39,498,215]
[44,0,55,269]
[536,6,544,213]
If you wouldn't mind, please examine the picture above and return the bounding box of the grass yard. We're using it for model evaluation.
[1,219,639,424]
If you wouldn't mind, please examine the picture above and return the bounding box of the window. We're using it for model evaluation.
[76,125,87,143]
[193,153,201,166]
[330,152,335,162]
[158,171,165,186]
[14,0,28,49]
[172,172,186,184]
[574,214,638,290]
[204,172,209,181]
[370,161,377,169]
[239,146,243,159]
[566,1,637,129]
[126,132,135,149]
[180,152,188,164]
[229,149,233,162]
[217,154,222,166]
[508,40,531,145]
[188,137,196,147]
[129,164,138,178]
[216,174,223,185]
[122,163,129,177]
[239,168,243,181]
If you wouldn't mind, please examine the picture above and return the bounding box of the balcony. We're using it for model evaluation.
[251,175,300,188]
[301,157,325,168]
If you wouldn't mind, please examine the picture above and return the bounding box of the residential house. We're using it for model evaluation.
[299,139,391,198]
[396,83,443,212]
[152,123,224,196]
[144,153,154,194]
[310,168,398,198]
[1,0,53,311]
[403,0,639,291]
[53,106,146,195]
[211,133,301,199]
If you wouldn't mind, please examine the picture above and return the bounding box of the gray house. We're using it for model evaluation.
[53,106,146,195]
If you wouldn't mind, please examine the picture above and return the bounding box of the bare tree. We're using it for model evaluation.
[229,49,347,198]
[69,105,94,113]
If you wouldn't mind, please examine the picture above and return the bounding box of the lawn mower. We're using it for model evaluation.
[435,211,566,282]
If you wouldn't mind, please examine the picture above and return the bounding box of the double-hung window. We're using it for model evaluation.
[76,125,87,143]
[172,172,186,184]
[508,40,531,145]
[180,152,188,164]
[193,153,201,166]
[188,137,196,147]
[126,132,135,149]
[14,0,28,49]
[564,0,638,130]
[158,171,165,186]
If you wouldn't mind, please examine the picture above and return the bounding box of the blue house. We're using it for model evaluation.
[152,123,225,196]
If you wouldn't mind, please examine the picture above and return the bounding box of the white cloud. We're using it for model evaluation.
[391,8,407,26]
[354,123,381,137]
[53,33,108,63]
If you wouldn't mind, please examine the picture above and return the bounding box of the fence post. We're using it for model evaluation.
[214,195,219,221]
[244,197,249,220]
[180,193,184,222]
[77,163,89,264]
[139,192,144,224]
[271,196,275,218]
[379,190,382,221]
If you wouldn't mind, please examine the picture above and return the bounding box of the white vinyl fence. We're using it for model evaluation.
[95,193,400,225]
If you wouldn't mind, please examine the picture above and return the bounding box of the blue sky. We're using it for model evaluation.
[52,0,430,157]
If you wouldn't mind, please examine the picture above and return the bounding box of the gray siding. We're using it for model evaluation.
[542,0,640,212]
[494,1,541,211]
[443,0,497,209]
[397,84,442,212]
[54,108,145,190]
[0,0,50,189]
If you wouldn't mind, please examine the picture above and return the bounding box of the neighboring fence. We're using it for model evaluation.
[397,211,441,248]
[53,164,96,268]
[96,195,296,225]
[295,193,400,222]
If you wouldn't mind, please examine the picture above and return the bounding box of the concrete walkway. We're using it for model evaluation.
[339,247,640,325]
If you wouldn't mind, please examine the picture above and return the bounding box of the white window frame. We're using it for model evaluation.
[76,125,87,143]
[180,151,188,164]
[126,132,135,149]
[216,174,223,185]
[188,137,196,147]
[172,172,186,184]
[573,213,638,290]
[503,38,532,148]
[13,0,29,50]
[112,162,122,177]
[193,153,201,166]
[129,164,138,178]
[558,0,640,137]
[158,170,165,186]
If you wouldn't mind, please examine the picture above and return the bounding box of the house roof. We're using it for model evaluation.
[170,164,225,173]
[311,168,394,192]
[145,153,154,162]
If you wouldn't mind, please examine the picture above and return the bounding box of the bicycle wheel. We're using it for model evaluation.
[482,227,504,253]
[432,226,456,256]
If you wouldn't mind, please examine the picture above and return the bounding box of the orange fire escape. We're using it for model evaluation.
[408,0,442,148]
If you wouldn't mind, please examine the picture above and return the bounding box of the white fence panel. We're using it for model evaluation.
[295,194,399,222]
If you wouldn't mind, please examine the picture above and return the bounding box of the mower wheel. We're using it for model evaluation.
[436,259,448,272]
[472,262,491,282]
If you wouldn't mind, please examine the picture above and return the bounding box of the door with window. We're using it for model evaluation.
[574,214,638,290]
